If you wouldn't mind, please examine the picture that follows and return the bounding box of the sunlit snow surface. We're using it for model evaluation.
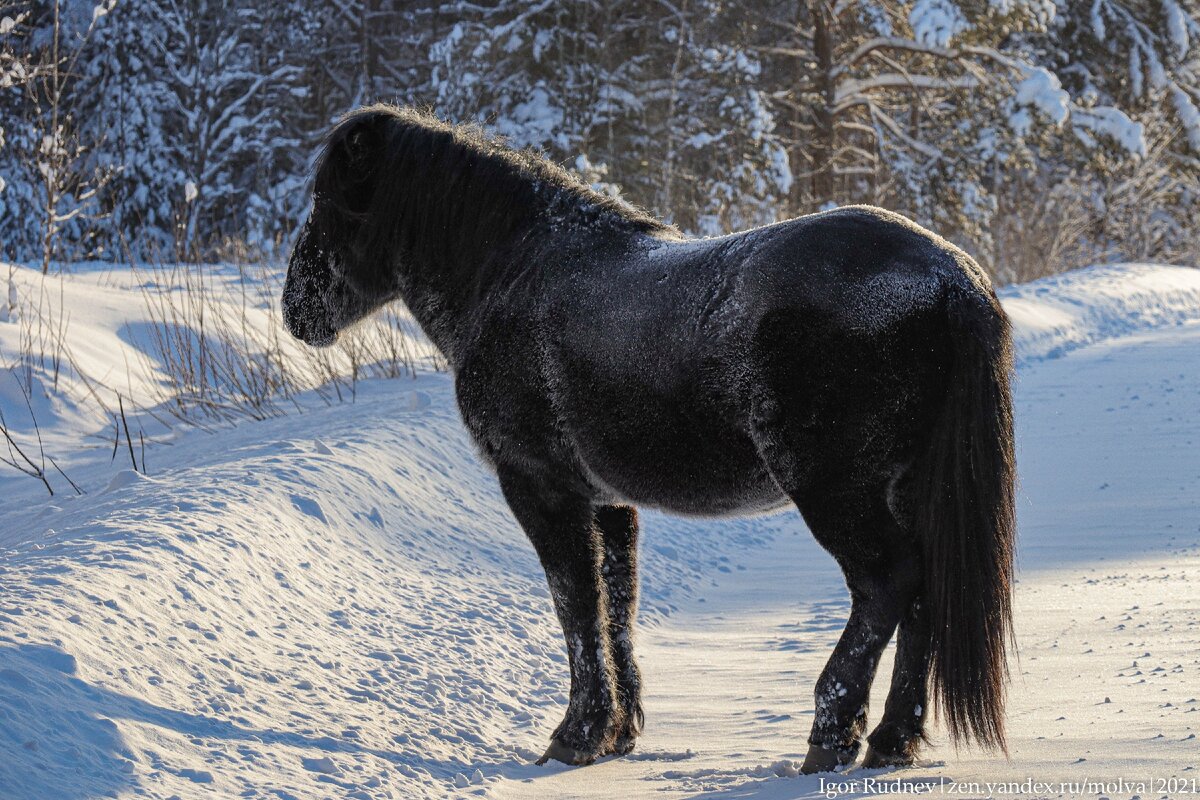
[1,262,1198,799]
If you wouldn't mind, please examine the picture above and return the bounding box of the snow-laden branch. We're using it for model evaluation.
[834,72,977,109]
[210,65,299,146]
[835,37,961,76]
[1171,83,1200,151]
[869,104,943,160]
[1072,105,1147,157]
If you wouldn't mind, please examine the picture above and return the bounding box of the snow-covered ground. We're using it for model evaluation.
[0,262,1198,799]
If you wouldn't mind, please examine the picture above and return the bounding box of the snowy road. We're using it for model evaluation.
[0,265,1198,799]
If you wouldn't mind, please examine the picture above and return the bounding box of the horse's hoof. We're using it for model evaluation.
[607,733,637,757]
[861,747,914,770]
[602,711,640,757]
[800,743,857,774]
[536,738,597,766]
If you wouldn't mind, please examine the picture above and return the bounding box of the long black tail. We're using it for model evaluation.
[914,280,1016,751]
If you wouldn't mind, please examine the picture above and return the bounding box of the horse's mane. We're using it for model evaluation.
[311,104,674,297]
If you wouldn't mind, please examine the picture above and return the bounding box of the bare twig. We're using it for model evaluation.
[0,376,78,495]
[48,455,83,495]
[0,409,54,496]
[117,394,138,472]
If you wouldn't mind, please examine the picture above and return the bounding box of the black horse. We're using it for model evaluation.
[282,105,1016,772]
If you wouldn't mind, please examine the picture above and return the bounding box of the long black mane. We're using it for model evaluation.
[311,104,675,298]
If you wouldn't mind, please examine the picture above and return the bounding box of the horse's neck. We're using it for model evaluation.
[395,213,640,368]
[391,220,533,366]
[395,274,470,365]
[385,157,657,366]
[382,176,520,363]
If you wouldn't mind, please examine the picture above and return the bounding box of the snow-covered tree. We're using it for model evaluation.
[0,0,32,315]
[750,0,1168,274]
[0,2,32,227]
[146,0,300,259]
[0,0,113,270]
[653,3,794,233]
[1026,0,1200,265]
[425,0,792,232]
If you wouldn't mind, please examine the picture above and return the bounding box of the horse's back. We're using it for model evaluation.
[541,204,979,366]
[737,205,987,325]
[461,205,995,516]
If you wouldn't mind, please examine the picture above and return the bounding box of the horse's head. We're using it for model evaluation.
[283,112,397,347]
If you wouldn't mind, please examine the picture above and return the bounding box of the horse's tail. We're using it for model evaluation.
[914,277,1016,752]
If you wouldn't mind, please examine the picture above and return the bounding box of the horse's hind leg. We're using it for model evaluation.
[794,501,921,773]
[497,468,622,766]
[862,596,932,767]
[595,505,643,755]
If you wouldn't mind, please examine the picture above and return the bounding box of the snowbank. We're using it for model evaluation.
[1000,262,1200,364]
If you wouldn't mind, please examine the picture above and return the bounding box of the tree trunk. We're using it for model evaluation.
[811,0,836,205]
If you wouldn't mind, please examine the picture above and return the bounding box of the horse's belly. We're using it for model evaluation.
[573,418,789,517]
[630,480,791,517]
[595,465,788,516]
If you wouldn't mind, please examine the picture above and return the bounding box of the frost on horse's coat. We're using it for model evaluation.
[282,104,1016,772]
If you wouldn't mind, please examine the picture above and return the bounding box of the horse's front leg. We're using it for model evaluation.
[595,505,643,755]
[498,469,623,766]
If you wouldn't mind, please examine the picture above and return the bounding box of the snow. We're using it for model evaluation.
[1171,84,1200,152]
[909,0,969,48]
[1000,262,1200,365]
[1164,0,1191,58]
[1,261,1199,798]
[1013,68,1070,127]
[1072,105,1148,157]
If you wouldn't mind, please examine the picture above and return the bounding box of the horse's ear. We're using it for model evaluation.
[340,113,387,171]
[344,128,371,166]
